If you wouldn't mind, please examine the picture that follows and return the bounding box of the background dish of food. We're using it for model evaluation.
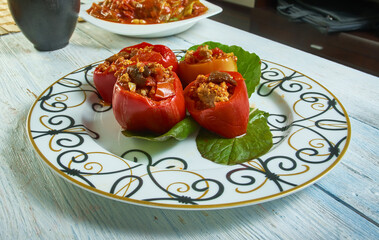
[79,0,222,38]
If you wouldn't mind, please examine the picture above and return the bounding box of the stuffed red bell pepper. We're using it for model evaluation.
[93,42,178,103]
[183,71,249,138]
[178,45,238,87]
[113,62,186,134]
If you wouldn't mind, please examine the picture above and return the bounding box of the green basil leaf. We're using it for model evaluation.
[185,41,261,97]
[196,109,273,165]
[122,116,199,141]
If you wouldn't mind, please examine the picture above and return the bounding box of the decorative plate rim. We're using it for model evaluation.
[26,59,351,210]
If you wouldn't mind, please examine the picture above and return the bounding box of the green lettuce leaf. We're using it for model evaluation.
[122,116,198,141]
[186,41,261,97]
[196,109,273,165]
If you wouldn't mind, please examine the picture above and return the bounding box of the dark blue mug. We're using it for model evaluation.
[7,0,80,51]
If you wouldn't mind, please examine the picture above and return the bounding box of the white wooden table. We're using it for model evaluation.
[0,19,378,239]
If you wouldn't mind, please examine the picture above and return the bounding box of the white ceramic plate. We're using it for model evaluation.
[27,59,351,210]
[79,1,222,38]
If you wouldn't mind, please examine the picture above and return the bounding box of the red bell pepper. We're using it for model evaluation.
[93,42,178,103]
[112,62,186,134]
[93,66,124,104]
[183,71,249,138]
[120,42,178,72]
[178,45,238,87]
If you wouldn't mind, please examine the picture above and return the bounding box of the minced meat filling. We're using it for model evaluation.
[197,81,229,108]
[97,46,155,73]
[184,45,237,64]
[117,62,174,100]
[189,71,236,109]
[185,45,212,64]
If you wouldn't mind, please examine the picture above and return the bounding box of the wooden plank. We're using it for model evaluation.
[0,29,113,96]
[315,116,379,222]
[75,22,191,55]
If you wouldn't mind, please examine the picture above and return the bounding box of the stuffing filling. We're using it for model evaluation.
[184,45,237,64]
[188,71,237,109]
[97,46,160,74]
[117,62,175,100]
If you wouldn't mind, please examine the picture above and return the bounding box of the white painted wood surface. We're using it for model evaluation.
[0,19,378,239]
